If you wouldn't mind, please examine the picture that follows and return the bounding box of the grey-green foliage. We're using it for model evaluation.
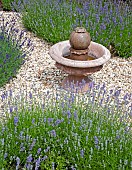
[20,0,132,58]
[1,0,23,11]
[0,89,131,169]
[0,19,33,87]
[2,0,132,58]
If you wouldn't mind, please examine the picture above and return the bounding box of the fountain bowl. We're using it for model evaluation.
[49,40,111,76]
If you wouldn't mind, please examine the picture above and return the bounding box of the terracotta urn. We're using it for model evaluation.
[69,27,91,50]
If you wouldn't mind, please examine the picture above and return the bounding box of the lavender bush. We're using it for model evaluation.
[0,84,131,169]
[15,0,132,58]
[0,17,33,87]
[1,0,24,11]
[1,0,15,11]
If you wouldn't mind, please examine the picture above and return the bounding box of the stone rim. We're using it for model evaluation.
[49,40,111,68]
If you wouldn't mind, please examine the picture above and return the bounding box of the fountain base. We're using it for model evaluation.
[55,62,102,92]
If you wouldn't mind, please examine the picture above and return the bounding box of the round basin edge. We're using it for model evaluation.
[49,40,111,68]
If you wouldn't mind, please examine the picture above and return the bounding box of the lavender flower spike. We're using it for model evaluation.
[80,149,84,158]
[50,130,56,137]
[35,157,41,170]
[37,148,41,154]
[14,117,19,126]
[16,157,20,170]
[94,136,99,145]
[27,154,33,163]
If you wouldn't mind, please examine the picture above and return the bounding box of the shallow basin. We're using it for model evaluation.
[49,40,111,92]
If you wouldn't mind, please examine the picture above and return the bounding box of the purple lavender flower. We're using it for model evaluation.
[29,91,32,99]
[100,83,105,90]
[35,157,41,170]
[4,153,8,159]
[26,135,30,141]
[74,111,78,120]
[42,155,48,161]
[10,107,13,113]
[123,93,128,100]
[19,30,24,39]
[14,117,19,126]
[55,119,62,126]
[32,118,35,124]
[56,93,59,100]
[125,126,130,134]
[100,23,106,30]
[114,89,121,97]
[67,110,71,119]
[52,162,55,170]
[112,17,117,25]
[76,7,82,15]
[95,14,100,23]
[71,94,75,103]
[20,143,25,151]
[29,138,36,150]
[71,166,76,170]
[16,157,20,170]
[2,127,5,133]
[26,163,33,170]
[89,82,94,90]
[44,118,46,122]
[44,146,50,153]
[14,106,18,112]
[48,118,54,124]
[99,98,103,106]
[86,136,88,142]
[91,92,96,104]
[80,149,84,158]
[50,130,56,137]
[37,148,41,154]
[27,39,31,47]
[94,136,99,145]
[109,89,113,94]
[46,90,49,95]
[1,94,5,102]
[106,96,110,103]
[27,154,32,163]
[116,135,120,140]
[19,131,24,139]
[9,89,12,97]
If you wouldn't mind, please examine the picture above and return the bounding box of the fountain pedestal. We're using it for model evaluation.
[56,62,103,92]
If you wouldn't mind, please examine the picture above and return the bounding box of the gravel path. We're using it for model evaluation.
[0,11,132,118]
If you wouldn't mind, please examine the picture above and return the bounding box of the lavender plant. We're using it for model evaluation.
[0,85,131,169]
[16,0,132,58]
[0,17,33,87]
[1,0,24,11]
[1,0,15,11]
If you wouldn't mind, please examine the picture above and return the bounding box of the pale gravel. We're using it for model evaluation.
[0,11,132,119]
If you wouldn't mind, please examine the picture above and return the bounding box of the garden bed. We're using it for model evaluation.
[0,1,132,169]
[0,11,132,116]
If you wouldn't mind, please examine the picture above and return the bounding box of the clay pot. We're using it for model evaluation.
[69,27,91,50]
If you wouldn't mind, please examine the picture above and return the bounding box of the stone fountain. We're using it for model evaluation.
[49,27,111,92]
